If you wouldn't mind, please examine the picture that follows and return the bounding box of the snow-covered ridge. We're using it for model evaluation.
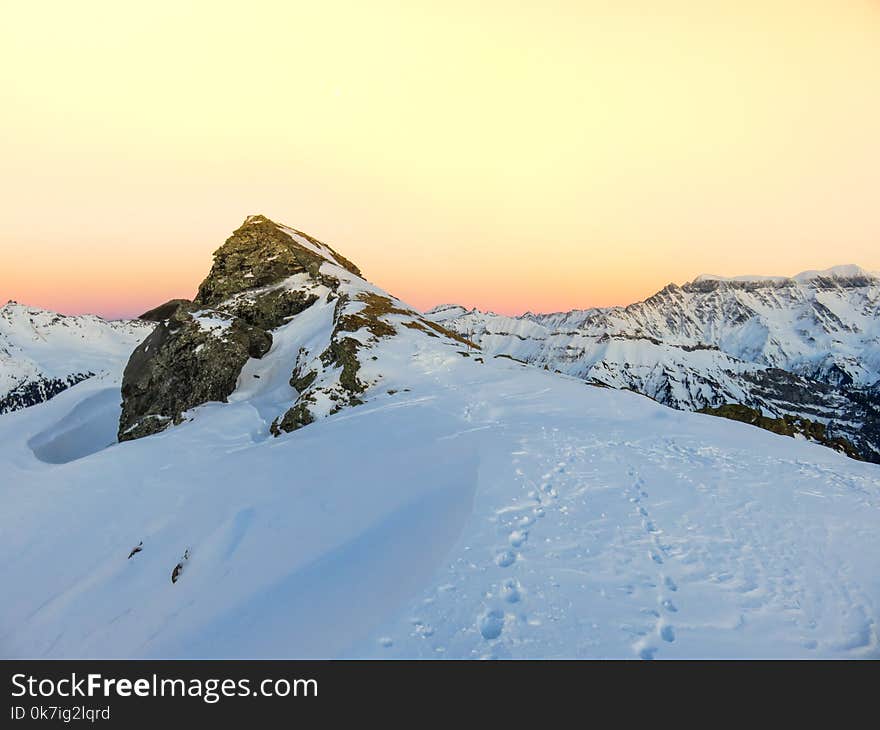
[692,264,878,285]
[0,301,153,414]
[427,264,880,385]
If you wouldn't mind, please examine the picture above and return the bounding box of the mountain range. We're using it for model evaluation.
[0,216,877,659]
[429,265,880,462]
[0,302,151,414]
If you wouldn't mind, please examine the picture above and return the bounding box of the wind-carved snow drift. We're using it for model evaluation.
[428,266,880,461]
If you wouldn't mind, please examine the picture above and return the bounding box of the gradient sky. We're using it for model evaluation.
[2,1,879,318]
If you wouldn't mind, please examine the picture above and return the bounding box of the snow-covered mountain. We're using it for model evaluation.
[1,218,878,659]
[115,214,474,443]
[428,266,880,461]
[0,302,152,414]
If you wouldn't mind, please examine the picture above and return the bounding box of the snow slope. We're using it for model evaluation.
[1,341,878,658]
[0,302,152,414]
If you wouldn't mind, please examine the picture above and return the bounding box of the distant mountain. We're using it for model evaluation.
[0,302,153,414]
[428,266,880,461]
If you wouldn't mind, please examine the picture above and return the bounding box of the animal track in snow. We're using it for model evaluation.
[501,579,523,604]
[625,469,685,659]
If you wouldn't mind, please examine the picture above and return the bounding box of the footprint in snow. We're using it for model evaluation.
[501,579,523,604]
[479,609,505,640]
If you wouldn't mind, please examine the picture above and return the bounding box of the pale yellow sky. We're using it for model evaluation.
[1,0,879,317]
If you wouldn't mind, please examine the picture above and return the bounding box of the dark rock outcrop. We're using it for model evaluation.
[698,403,862,460]
[118,305,271,441]
[220,287,319,331]
[119,214,357,442]
[194,214,360,307]
[139,299,192,322]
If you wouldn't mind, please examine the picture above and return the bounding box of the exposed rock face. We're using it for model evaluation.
[194,214,360,307]
[119,305,272,441]
[219,288,319,331]
[119,217,339,442]
[119,214,475,442]
[119,215,357,442]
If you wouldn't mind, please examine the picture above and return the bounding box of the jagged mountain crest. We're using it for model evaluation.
[428,266,880,461]
[194,214,361,307]
[118,215,476,442]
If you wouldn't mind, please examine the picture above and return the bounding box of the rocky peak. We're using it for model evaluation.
[118,215,476,443]
[194,214,361,307]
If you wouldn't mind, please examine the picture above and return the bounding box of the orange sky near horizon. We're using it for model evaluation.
[2,0,879,319]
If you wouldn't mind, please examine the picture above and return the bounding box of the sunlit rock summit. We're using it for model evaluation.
[119,214,474,442]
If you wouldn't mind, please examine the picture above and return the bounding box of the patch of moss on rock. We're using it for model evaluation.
[402,318,478,348]
[321,337,366,394]
[270,402,315,436]
[335,292,408,339]
[290,368,317,392]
